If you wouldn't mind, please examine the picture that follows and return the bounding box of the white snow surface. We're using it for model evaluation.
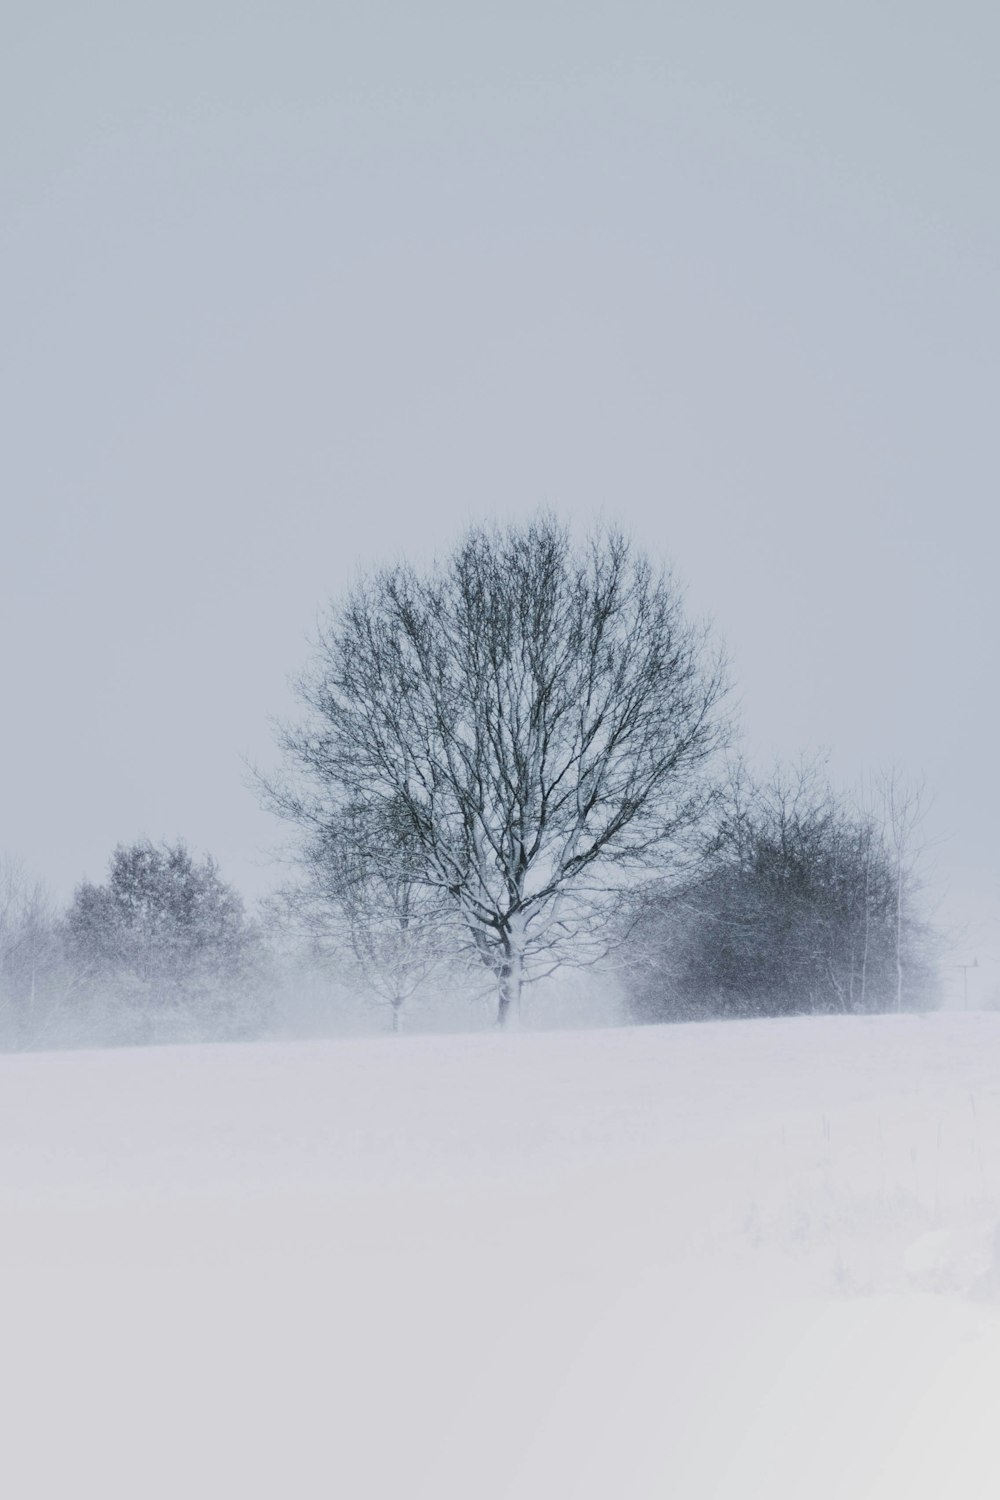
[3,1012,1000,1498]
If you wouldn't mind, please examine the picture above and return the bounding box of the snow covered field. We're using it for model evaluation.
[3,1013,1000,1498]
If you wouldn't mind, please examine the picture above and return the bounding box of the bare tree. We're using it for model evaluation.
[0,856,62,1048]
[875,769,929,1013]
[264,516,728,1025]
[0,864,70,1050]
[625,757,939,1022]
[280,802,467,1031]
[64,840,265,1043]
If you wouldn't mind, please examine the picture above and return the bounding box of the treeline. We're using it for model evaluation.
[2,515,942,1047]
[1,754,935,1052]
[262,514,939,1029]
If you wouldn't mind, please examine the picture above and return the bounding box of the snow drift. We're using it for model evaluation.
[2,1012,999,1498]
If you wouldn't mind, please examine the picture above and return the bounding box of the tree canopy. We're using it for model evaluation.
[266,515,728,1024]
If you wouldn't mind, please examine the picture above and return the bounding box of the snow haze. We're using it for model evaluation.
[2,3,998,995]
[5,12,1000,1492]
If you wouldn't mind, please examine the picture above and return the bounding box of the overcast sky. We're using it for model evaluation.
[3,2,997,1002]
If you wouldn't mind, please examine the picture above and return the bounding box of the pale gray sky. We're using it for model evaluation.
[3,3,998,1000]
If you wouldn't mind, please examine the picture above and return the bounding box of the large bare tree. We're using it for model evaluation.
[266,516,728,1025]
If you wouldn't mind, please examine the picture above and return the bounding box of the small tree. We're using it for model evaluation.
[264,516,728,1025]
[0,856,63,1048]
[281,801,465,1031]
[65,840,264,1043]
[626,759,938,1021]
[874,769,929,1013]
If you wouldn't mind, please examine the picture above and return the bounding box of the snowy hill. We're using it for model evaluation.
[3,1014,1000,1499]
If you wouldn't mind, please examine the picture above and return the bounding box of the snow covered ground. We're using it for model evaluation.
[3,1012,1000,1498]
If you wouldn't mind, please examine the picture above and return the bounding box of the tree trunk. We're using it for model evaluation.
[496,959,523,1029]
[495,915,527,1028]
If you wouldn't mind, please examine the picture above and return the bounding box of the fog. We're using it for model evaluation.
[4,13,1000,1485]
[3,2,998,1008]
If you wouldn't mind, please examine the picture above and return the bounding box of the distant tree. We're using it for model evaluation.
[263,515,728,1026]
[626,760,938,1021]
[65,840,264,1043]
[0,856,63,1048]
[874,769,930,1013]
[279,800,465,1031]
